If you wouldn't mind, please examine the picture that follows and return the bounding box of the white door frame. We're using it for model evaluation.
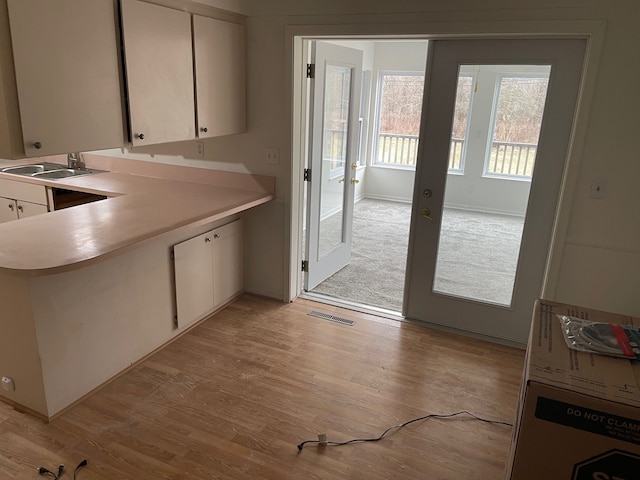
[287,24,605,339]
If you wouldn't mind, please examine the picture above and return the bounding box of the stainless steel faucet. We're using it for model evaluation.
[67,152,86,170]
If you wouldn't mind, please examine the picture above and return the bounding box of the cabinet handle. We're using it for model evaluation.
[34,141,42,149]
[17,205,23,212]
[8,203,14,211]
[214,234,220,239]
[200,127,208,133]
[205,237,211,243]
[135,133,145,140]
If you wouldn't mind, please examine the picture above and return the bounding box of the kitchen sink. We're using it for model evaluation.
[1,162,104,180]
[32,169,93,179]
[2,164,47,175]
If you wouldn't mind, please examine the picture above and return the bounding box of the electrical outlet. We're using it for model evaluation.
[265,147,280,165]
[196,141,204,159]
[1,376,15,392]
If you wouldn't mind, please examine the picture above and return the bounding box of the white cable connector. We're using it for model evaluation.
[317,433,327,446]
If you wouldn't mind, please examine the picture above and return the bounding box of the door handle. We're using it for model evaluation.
[351,178,360,185]
[420,207,433,222]
[338,177,345,183]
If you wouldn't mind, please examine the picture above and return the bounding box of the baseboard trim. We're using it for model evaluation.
[362,196,526,217]
[364,194,412,204]
[0,397,48,422]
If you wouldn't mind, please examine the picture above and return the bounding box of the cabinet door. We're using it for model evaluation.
[7,0,125,157]
[212,219,243,307]
[121,0,195,146]
[174,231,214,329]
[193,15,246,138]
[0,197,18,223]
[16,200,48,219]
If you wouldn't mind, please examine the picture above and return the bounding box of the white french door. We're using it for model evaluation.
[404,38,586,344]
[304,42,363,290]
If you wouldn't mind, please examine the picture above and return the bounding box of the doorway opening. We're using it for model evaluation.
[296,36,586,344]
[300,38,550,313]
[301,39,425,315]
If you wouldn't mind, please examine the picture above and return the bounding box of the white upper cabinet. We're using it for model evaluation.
[120,0,195,147]
[6,0,125,157]
[193,15,246,138]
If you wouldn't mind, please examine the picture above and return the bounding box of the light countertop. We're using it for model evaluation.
[0,154,275,275]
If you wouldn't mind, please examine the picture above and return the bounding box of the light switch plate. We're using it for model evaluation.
[265,147,280,165]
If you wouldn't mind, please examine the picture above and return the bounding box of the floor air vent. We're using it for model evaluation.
[308,311,355,326]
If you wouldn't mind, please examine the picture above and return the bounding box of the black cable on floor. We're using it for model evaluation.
[73,459,88,480]
[297,410,513,452]
[37,459,87,480]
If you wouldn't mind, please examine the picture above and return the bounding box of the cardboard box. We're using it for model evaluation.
[506,299,640,479]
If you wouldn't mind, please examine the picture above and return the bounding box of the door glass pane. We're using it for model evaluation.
[318,64,351,258]
[449,75,473,172]
[486,75,550,178]
[433,65,550,306]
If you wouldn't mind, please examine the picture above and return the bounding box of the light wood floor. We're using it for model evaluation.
[0,295,525,479]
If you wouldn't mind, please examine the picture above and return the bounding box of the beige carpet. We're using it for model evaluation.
[310,198,524,312]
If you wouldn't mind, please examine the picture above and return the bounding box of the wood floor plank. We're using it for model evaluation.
[0,294,524,479]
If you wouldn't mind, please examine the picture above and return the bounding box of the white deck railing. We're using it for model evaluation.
[375,133,536,178]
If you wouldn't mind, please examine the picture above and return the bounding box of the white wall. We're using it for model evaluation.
[98,0,640,317]
[254,1,640,318]
[365,41,426,203]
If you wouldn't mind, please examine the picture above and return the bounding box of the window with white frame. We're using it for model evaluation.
[322,64,352,179]
[485,74,550,178]
[449,74,474,173]
[372,72,474,172]
[373,72,424,167]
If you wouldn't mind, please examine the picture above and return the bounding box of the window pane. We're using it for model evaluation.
[318,64,351,258]
[449,75,473,172]
[375,74,424,167]
[323,66,351,177]
[434,67,551,306]
[486,75,550,177]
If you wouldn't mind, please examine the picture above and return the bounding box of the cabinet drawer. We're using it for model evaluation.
[0,178,48,205]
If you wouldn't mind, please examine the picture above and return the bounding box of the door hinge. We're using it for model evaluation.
[303,168,311,182]
[306,63,315,79]
[301,260,308,272]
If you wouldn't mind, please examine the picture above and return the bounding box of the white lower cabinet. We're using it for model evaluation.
[0,197,18,222]
[173,219,243,328]
[0,198,48,222]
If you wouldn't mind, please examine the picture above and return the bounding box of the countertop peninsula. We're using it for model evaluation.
[0,153,275,275]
